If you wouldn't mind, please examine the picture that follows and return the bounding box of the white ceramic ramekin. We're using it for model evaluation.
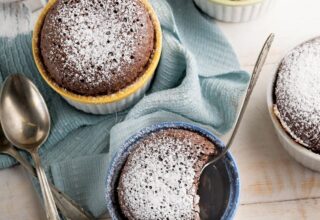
[267,71,320,172]
[194,0,273,23]
[33,0,162,115]
[64,79,152,114]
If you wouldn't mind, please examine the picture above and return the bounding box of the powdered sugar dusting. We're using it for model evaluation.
[275,38,320,152]
[117,129,216,220]
[42,0,154,95]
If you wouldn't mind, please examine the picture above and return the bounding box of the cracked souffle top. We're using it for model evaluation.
[117,128,217,220]
[274,37,320,153]
[40,0,154,96]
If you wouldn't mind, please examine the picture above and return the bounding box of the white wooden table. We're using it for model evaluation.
[1,0,320,219]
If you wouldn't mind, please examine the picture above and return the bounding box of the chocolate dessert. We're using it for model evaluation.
[117,128,217,220]
[274,37,320,153]
[40,0,155,96]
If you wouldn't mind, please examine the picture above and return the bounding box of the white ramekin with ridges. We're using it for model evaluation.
[194,0,273,23]
[267,70,320,172]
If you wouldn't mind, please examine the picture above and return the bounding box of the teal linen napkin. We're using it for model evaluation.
[0,0,249,217]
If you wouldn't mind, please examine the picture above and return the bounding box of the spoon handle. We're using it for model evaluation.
[226,33,275,148]
[4,147,94,220]
[31,151,61,220]
[203,33,275,167]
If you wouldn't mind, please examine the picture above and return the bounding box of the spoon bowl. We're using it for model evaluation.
[198,154,239,220]
[0,74,60,220]
[0,74,50,150]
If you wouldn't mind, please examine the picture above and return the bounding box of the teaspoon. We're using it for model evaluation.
[198,34,274,219]
[0,74,60,220]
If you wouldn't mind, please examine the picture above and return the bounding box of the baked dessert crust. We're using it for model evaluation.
[40,0,155,96]
[117,128,217,220]
[274,37,320,153]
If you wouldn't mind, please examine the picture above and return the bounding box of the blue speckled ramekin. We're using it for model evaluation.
[105,122,240,220]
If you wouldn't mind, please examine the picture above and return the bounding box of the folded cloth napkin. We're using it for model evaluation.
[0,0,249,217]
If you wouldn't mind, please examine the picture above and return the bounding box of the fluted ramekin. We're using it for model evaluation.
[32,0,162,114]
[267,71,320,172]
[194,0,273,23]
[105,122,240,219]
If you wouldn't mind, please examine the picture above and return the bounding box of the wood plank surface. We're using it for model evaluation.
[0,166,45,219]
[236,198,320,220]
[1,0,320,219]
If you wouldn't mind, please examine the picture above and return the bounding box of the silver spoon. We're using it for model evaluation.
[198,34,274,220]
[0,123,94,219]
[0,74,59,220]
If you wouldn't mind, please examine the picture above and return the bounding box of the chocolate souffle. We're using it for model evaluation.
[40,0,155,96]
[274,37,320,154]
[117,128,217,220]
